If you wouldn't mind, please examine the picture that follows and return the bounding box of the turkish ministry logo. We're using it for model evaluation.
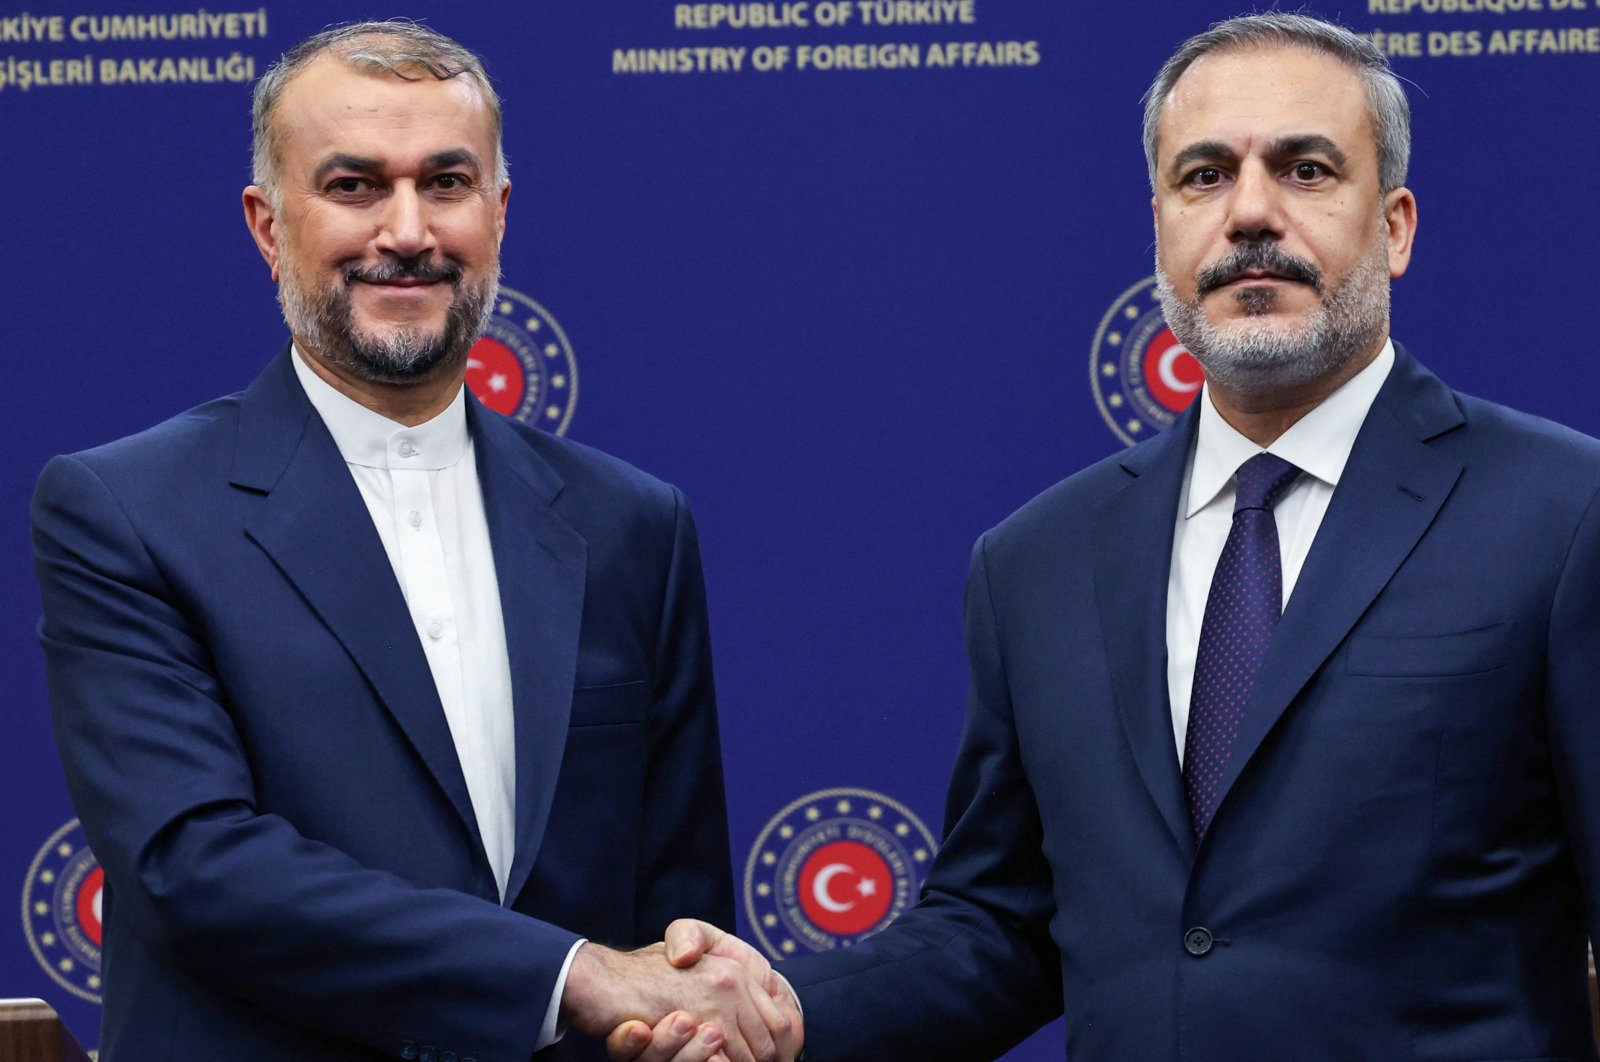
[465,286,578,435]
[21,819,103,1003]
[1089,276,1203,446]
[744,787,937,960]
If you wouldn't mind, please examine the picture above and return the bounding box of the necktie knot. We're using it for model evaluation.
[1233,453,1301,514]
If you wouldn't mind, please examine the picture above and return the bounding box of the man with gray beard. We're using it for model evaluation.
[616,12,1600,1062]
[31,21,799,1062]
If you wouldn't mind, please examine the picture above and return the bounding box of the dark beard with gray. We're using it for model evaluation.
[279,255,498,385]
[1155,237,1389,396]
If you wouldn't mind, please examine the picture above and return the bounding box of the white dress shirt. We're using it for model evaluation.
[292,350,576,1047]
[1166,340,1395,763]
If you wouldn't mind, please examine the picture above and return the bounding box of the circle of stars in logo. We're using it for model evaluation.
[20,820,104,1003]
[1088,275,1202,447]
[743,787,937,961]
[465,286,579,434]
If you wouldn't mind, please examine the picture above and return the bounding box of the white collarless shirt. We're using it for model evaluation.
[292,351,580,1047]
[291,349,516,898]
[1166,340,1395,764]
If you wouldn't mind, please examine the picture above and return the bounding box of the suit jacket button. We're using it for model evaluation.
[441,1053,457,1062]
[419,1047,437,1062]
[400,1043,417,1060]
[1183,926,1214,956]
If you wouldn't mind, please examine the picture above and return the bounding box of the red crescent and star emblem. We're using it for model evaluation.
[463,285,578,434]
[1090,276,1204,446]
[744,787,937,960]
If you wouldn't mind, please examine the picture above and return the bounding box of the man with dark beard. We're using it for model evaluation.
[30,21,798,1062]
[616,12,1600,1062]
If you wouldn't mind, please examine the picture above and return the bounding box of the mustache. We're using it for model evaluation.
[1195,244,1322,297]
[344,257,464,285]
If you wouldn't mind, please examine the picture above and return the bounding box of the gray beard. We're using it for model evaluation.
[1155,241,1390,396]
[279,264,498,386]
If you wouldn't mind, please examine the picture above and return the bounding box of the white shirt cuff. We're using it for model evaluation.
[536,938,587,1050]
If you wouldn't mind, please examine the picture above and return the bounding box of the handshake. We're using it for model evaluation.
[562,919,805,1062]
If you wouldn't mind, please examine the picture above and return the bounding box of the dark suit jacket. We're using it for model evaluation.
[31,349,734,1062]
[786,346,1600,1061]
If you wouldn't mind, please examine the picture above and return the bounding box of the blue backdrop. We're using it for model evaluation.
[5,2,1598,1055]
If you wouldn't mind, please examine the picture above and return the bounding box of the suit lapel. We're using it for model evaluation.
[1094,407,1199,860]
[231,351,484,852]
[468,402,588,907]
[1206,348,1466,828]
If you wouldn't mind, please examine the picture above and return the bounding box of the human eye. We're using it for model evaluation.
[429,172,475,196]
[1288,161,1330,183]
[324,176,374,199]
[1183,166,1226,189]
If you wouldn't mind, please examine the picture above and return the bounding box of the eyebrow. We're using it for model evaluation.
[1168,140,1236,182]
[310,149,483,184]
[311,153,382,183]
[1166,134,1350,183]
[423,148,482,173]
[1265,134,1348,172]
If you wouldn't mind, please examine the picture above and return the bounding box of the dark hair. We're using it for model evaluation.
[1142,13,1410,194]
[251,20,507,202]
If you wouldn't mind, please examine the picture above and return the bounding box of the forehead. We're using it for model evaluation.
[272,54,494,171]
[1155,45,1373,166]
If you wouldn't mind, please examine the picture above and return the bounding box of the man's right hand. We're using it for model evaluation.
[562,939,797,1062]
[603,921,803,1062]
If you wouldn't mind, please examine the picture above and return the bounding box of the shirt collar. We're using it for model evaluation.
[1184,338,1395,519]
[290,345,470,471]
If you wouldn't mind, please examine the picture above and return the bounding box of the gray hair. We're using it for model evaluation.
[1142,13,1410,195]
[251,20,508,204]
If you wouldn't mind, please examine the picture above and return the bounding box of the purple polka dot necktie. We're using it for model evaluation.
[1183,452,1302,841]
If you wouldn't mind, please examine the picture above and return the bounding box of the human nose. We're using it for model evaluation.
[1226,161,1285,244]
[374,181,436,258]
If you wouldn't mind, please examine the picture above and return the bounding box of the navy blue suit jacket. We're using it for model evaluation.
[786,346,1600,1061]
[31,349,734,1062]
